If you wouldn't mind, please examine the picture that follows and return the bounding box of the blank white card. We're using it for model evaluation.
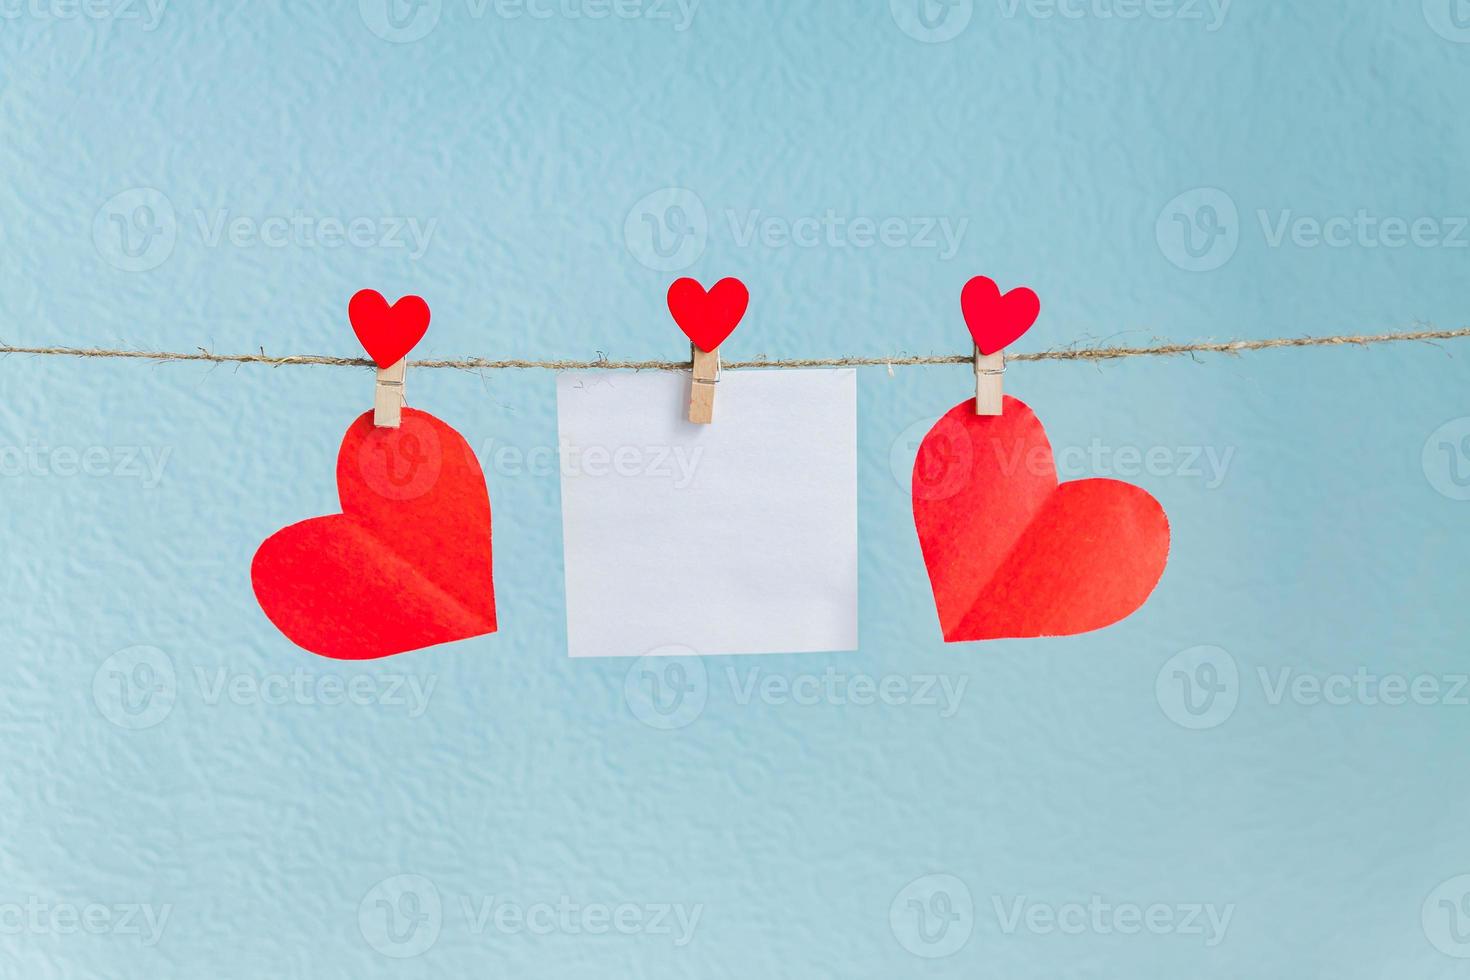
[556,369,858,658]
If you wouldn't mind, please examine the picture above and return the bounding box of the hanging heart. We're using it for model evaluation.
[912,395,1169,641]
[961,276,1040,355]
[251,409,497,660]
[667,277,749,352]
[349,289,431,369]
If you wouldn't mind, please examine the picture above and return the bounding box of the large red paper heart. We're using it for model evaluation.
[961,276,1039,355]
[667,277,749,352]
[912,396,1168,641]
[252,408,496,660]
[349,289,431,369]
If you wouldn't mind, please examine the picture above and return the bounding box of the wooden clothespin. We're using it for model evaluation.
[374,359,407,428]
[689,344,720,424]
[347,289,431,431]
[974,349,1004,416]
[666,276,750,426]
[960,275,1040,419]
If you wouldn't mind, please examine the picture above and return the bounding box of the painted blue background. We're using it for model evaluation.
[3,1,1470,976]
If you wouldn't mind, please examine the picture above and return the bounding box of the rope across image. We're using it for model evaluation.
[3,325,1468,372]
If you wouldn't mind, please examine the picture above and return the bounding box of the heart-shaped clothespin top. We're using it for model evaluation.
[961,276,1039,355]
[349,289,431,369]
[667,277,749,353]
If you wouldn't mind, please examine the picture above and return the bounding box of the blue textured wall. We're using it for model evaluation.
[3,2,1470,976]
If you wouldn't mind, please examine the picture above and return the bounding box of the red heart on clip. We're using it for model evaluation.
[251,408,496,660]
[667,277,749,352]
[912,396,1169,641]
[961,276,1039,355]
[349,289,431,369]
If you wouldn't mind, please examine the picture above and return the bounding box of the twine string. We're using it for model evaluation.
[0,326,1468,371]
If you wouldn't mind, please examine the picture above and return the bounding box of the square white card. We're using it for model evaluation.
[556,369,858,658]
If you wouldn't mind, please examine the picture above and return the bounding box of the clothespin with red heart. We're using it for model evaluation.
[667,277,749,424]
[961,276,1040,416]
[348,289,432,428]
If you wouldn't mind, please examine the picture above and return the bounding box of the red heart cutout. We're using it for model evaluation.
[349,289,431,369]
[961,276,1039,355]
[667,277,749,352]
[251,408,496,660]
[912,396,1168,641]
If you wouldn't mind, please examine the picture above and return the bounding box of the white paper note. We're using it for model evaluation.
[556,369,858,658]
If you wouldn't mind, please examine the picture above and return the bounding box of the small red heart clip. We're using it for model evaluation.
[961,276,1039,355]
[349,289,431,368]
[667,277,749,352]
